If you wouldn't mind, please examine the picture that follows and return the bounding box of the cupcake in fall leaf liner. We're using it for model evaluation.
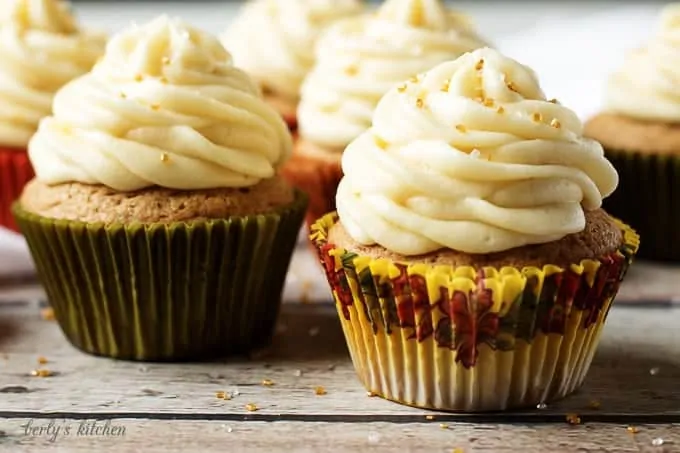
[282,0,488,227]
[14,16,308,361]
[311,47,639,411]
[584,4,680,262]
[221,0,364,130]
[0,0,105,232]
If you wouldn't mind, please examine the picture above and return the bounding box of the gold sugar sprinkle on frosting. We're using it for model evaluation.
[532,112,542,122]
[344,65,359,76]
[374,135,389,149]
[475,59,484,70]
[416,98,424,108]
[550,118,561,129]
[160,77,168,84]
[483,98,494,107]
[261,379,275,387]
[409,75,420,83]
[496,106,505,114]
[506,81,518,92]
[397,84,407,93]
[548,98,558,104]
[441,80,450,92]
[245,403,258,412]
[151,104,160,111]
[120,93,127,99]
[134,74,143,82]
[162,57,170,65]
[455,124,467,133]
[160,153,170,163]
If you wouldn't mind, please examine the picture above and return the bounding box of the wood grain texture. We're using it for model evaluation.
[0,302,679,420]
[0,419,679,453]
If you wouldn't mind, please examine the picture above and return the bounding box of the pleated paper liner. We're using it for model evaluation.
[310,213,639,412]
[602,148,680,262]
[0,147,33,232]
[279,144,343,228]
[12,190,308,362]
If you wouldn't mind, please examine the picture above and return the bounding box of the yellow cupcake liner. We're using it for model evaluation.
[311,213,639,412]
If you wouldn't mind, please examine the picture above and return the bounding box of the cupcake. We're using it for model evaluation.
[13,16,308,361]
[0,0,105,232]
[311,48,639,411]
[221,0,364,130]
[584,4,680,262]
[281,0,488,227]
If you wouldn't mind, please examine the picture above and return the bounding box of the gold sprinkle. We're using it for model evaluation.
[439,423,448,429]
[496,106,505,114]
[506,81,518,92]
[548,98,558,104]
[37,356,48,365]
[261,379,275,387]
[40,308,55,321]
[409,75,419,83]
[532,112,542,122]
[452,449,464,453]
[366,391,377,397]
[245,403,258,412]
[587,400,601,410]
[416,98,424,108]
[550,118,561,129]
[119,92,127,99]
[566,413,581,425]
[483,98,494,107]
[30,369,53,378]
[425,415,435,420]
[160,77,168,84]
[216,391,226,399]
[475,59,484,70]
[314,386,327,396]
[151,104,160,111]
[441,80,450,92]
[397,84,407,93]
[344,65,358,76]
[374,135,388,149]
[134,74,143,82]
[455,124,467,133]
[160,152,170,163]
[627,426,639,434]
[162,57,170,65]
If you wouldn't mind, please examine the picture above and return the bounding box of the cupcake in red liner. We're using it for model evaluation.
[14,16,307,361]
[0,0,105,232]
[284,0,489,229]
[310,48,639,411]
[220,0,364,131]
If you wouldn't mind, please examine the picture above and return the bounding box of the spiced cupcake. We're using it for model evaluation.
[281,0,488,227]
[311,48,639,411]
[584,4,680,261]
[0,0,105,232]
[13,16,307,361]
[221,0,364,130]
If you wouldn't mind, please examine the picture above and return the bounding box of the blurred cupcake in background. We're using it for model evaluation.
[311,48,639,411]
[0,0,106,232]
[221,0,364,130]
[14,16,307,361]
[585,4,680,262]
[281,0,488,227]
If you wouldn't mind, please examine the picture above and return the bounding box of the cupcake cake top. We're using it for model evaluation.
[605,4,680,122]
[0,0,106,148]
[298,0,488,150]
[28,16,293,192]
[221,0,363,104]
[336,47,619,255]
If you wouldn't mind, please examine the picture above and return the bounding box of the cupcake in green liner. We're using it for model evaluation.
[584,4,680,262]
[13,16,307,361]
[311,47,639,411]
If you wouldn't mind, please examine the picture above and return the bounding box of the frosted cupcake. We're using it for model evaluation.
[14,16,307,361]
[311,48,639,411]
[585,4,680,261]
[0,0,105,232]
[282,0,488,226]
[221,0,364,130]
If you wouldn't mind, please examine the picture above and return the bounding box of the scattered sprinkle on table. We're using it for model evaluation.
[245,403,258,412]
[627,426,639,434]
[30,369,52,377]
[566,413,581,425]
[37,356,48,365]
[40,308,54,321]
[261,379,275,387]
[314,386,327,396]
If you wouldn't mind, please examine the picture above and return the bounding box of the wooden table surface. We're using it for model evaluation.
[1,276,680,452]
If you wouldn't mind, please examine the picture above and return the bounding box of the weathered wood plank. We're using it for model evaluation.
[0,302,679,418]
[0,419,678,453]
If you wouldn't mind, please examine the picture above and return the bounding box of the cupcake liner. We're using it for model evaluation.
[13,190,308,361]
[279,147,343,228]
[602,148,680,261]
[0,147,33,232]
[311,213,639,412]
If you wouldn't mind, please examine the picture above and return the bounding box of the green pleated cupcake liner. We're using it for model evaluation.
[602,149,680,262]
[13,190,308,361]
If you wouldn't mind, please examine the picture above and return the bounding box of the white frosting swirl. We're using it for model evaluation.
[605,4,680,122]
[337,48,619,255]
[221,0,363,105]
[298,0,488,149]
[0,0,106,148]
[29,16,293,191]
